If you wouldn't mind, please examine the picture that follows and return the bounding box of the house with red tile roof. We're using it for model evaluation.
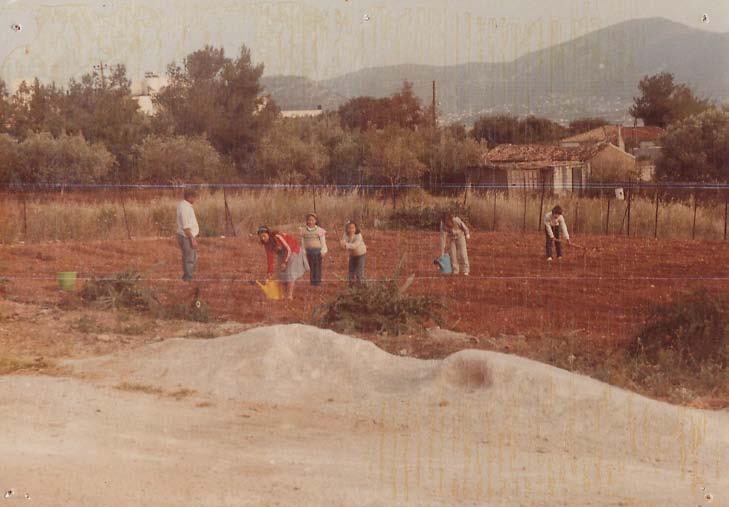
[560,125,665,151]
[467,142,641,195]
[561,125,665,181]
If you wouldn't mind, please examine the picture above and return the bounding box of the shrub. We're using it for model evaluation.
[96,207,117,235]
[71,315,106,334]
[0,134,19,184]
[80,271,160,311]
[628,289,729,368]
[317,256,443,335]
[150,206,175,236]
[12,132,115,184]
[255,124,330,183]
[135,135,235,184]
[163,287,211,322]
[390,202,470,230]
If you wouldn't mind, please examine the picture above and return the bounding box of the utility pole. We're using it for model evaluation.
[93,60,109,88]
[432,80,437,127]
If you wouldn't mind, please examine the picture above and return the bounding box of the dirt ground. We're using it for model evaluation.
[1,234,729,506]
[1,230,728,361]
[1,325,726,506]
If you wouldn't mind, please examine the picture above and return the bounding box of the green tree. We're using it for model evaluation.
[0,134,19,183]
[8,132,114,185]
[471,115,566,145]
[135,135,234,183]
[522,115,568,143]
[255,120,330,184]
[390,80,425,130]
[0,80,9,134]
[154,45,276,170]
[337,80,426,131]
[366,127,426,207]
[6,79,65,138]
[329,131,368,184]
[337,96,391,131]
[418,127,482,190]
[471,115,520,145]
[657,108,729,182]
[444,123,468,141]
[629,72,711,128]
[64,65,149,176]
[432,129,482,183]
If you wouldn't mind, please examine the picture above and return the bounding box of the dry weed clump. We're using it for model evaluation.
[629,289,729,367]
[524,289,729,407]
[79,270,210,323]
[114,382,196,400]
[317,256,443,336]
[80,271,159,312]
[620,289,729,405]
[0,356,48,375]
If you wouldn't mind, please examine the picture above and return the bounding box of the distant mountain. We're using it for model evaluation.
[261,18,729,124]
[260,75,345,111]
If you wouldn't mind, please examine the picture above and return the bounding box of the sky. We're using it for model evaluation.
[0,0,727,88]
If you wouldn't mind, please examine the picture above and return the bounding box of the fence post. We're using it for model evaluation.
[223,186,236,237]
[522,173,527,232]
[312,186,317,214]
[21,191,28,243]
[573,199,579,234]
[692,191,698,240]
[120,188,132,240]
[537,176,545,232]
[654,186,659,239]
[724,193,729,241]
[626,183,632,237]
[492,187,497,231]
[605,195,611,235]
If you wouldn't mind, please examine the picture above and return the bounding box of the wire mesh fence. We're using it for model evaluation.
[1,182,728,244]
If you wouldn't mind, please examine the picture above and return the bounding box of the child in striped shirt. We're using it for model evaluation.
[300,213,328,286]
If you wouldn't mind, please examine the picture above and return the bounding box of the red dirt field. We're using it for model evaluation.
[2,230,729,350]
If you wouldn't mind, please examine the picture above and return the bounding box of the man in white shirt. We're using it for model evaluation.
[176,188,200,281]
[544,205,571,261]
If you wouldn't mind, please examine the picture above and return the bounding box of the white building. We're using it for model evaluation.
[132,72,168,115]
[280,107,324,119]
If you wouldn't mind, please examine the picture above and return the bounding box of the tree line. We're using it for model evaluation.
[0,42,727,187]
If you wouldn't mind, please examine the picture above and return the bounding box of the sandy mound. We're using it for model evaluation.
[1,324,726,506]
[67,324,440,403]
[66,324,660,404]
[68,324,729,461]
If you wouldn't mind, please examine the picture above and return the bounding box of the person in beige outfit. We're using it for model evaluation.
[440,213,470,276]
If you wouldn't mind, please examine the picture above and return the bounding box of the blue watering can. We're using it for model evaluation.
[434,254,453,274]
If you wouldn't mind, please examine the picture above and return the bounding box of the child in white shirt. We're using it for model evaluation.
[544,205,572,261]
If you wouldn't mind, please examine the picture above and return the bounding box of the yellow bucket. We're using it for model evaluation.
[255,280,283,300]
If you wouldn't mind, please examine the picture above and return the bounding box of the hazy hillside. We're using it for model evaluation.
[262,18,729,124]
[260,75,345,111]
